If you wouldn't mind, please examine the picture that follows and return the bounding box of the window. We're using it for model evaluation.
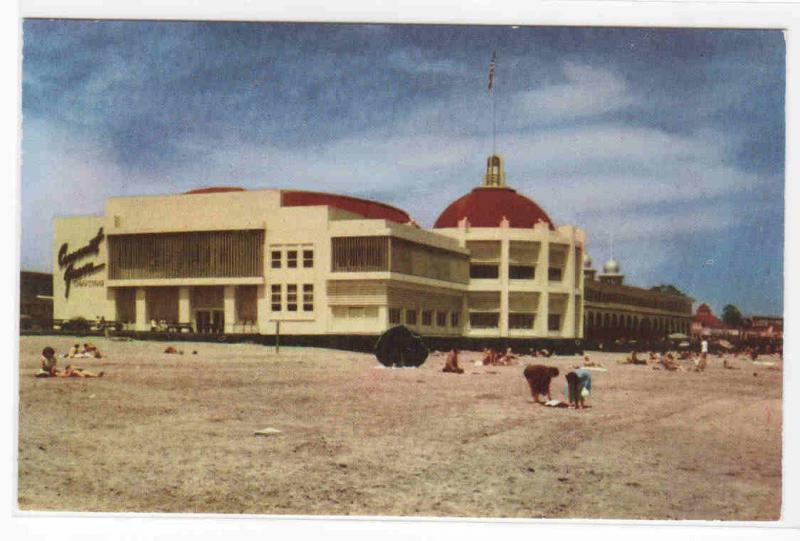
[271,284,282,312]
[287,250,298,268]
[509,313,535,329]
[303,284,314,312]
[469,312,499,329]
[389,308,402,325]
[548,314,561,331]
[303,249,314,268]
[470,264,499,279]
[422,310,433,326]
[271,250,282,269]
[450,311,461,328]
[509,265,535,279]
[348,306,366,318]
[548,267,562,281]
[406,309,417,325]
[287,284,297,311]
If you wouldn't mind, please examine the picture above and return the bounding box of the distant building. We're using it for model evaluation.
[691,303,739,338]
[582,256,693,342]
[20,271,53,327]
[51,155,586,346]
[741,314,783,341]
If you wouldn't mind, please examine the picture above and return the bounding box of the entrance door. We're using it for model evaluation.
[211,310,225,334]
[197,309,225,334]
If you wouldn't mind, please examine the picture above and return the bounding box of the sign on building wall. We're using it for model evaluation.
[57,227,106,298]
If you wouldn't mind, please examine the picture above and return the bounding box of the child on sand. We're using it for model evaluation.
[34,347,59,377]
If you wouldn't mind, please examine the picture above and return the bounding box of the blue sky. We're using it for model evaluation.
[20,20,785,316]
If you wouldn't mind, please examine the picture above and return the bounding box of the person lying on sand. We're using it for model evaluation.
[59,365,104,378]
[660,353,683,371]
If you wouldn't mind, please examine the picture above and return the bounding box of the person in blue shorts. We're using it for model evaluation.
[565,368,592,409]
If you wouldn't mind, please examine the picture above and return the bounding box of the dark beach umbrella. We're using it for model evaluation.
[374,325,429,367]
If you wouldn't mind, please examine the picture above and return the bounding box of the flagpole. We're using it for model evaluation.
[492,82,496,155]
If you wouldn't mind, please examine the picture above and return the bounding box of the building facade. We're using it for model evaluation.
[53,156,586,344]
[583,256,693,342]
[20,271,53,328]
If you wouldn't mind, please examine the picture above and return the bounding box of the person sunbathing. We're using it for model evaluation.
[59,365,104,378]
[582,354,604,368]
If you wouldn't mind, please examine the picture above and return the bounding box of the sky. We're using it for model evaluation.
[20,20,785,316]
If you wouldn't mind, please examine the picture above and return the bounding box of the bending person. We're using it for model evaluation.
[565,368,592,409]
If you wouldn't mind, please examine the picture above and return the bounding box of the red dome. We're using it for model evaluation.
[434,187,555,230]
[184,186,246,195]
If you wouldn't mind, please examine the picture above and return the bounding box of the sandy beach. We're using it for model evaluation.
[17,336,782,519]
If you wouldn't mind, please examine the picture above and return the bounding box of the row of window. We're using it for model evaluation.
[271,284,314,312]
[469,264,564,281]
[389,307,461,328]
[468,312,562,331]
[585,311,688,333]
[584,288,690,313]
[387,309,562,332]
[271,248,314,269]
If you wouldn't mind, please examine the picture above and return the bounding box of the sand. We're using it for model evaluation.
[17,336,782,519]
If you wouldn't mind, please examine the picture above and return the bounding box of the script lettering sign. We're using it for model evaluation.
[58,228,106,298]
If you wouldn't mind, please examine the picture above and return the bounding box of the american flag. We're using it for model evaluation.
[488,50,496,91]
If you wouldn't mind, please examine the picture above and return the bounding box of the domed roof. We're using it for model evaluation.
[433,187,555,230]
[603,258,620,274]
[583,253,593,268]
[184,186,246,195]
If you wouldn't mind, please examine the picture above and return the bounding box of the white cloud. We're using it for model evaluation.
[512,62,636,123]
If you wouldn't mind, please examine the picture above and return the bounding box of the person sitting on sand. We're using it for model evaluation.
[34,346,60,377]
[628,351,646,365]
[565,368,592,409]
[482,348,498,366]
[582,354,604,368]
[66,343,80,358]
[498,347,517,365]
[59,365,103,378]
[442,348,464,374]
[659,352,682,371]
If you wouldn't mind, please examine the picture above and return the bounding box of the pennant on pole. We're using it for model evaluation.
[488,50,496,91]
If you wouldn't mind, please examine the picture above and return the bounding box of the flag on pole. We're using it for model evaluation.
[488,50,496,91]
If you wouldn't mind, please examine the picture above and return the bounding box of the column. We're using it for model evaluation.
[256,284,270,335]
[178,287,191,325]
[499,238,509,337]
[563,293,575,338]
[538,240,550,287]
[135,287,147,331]
[105,288,117,321]
[535,291,549,336]
[224,285,236,333]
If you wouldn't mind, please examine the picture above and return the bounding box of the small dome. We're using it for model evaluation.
[583,253,593,268]
[603,258,620,274]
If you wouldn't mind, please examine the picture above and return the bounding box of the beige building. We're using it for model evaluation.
[583,256,693,343]
[53,155,585,345]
